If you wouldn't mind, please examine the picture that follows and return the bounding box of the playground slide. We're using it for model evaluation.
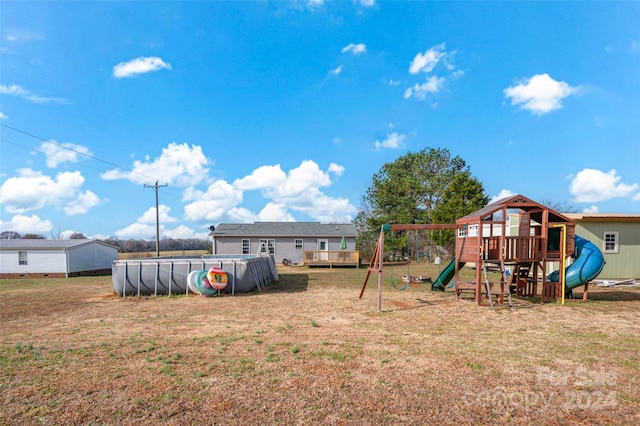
[431,257,464,291]
[547,235,605,291]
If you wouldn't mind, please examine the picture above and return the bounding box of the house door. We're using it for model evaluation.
[318,239,329,261]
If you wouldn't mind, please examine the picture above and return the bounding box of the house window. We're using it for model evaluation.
[18,250,28,265]
[603,232,619,253]
[295,239,303,250]
[259,239,275,255]
[468,224,479,237]
[242,239,250,255]
[458,228,467,238]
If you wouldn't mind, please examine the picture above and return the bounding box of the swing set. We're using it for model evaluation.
[389,229,443,290]
[359,223,461,312]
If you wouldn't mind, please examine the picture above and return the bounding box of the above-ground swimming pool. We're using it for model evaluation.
[112,255,278,297]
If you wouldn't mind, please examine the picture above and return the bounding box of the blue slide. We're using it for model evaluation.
[547,235,605,291]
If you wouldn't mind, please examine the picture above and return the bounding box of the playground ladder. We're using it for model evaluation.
[481,259,514,309]
[481,259,495,310]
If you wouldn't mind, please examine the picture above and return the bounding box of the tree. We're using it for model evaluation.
[353,209,378,261]
[360,147,487,259]
[432,170,489,249]
[22,234,47,239]
[0,231,21,239]
[539,199,579,213]
[364,148,469,227]
[69,232,87,239]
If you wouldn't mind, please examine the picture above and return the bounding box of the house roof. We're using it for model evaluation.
[212,222,358,238]
[565,213,640,223]
[0,239,118,251]
[457,194,574,224]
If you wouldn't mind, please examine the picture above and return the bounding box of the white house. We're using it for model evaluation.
[0,239,118,278]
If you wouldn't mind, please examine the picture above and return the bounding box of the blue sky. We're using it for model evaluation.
[1,1,639,240]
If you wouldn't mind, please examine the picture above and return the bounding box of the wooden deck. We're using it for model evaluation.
[303,250,360,268]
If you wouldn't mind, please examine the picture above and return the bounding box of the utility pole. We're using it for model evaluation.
[144,180,168,257]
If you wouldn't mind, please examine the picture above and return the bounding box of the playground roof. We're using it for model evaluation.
[457,194,575,224]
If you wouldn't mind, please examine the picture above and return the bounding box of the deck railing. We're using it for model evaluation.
[303,250,360,267]
[482,236,544,262]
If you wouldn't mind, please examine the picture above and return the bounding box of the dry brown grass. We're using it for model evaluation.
[1,263,639,425]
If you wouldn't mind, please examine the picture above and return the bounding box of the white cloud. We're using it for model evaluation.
[403,76,445,100]
[58,230,79,240]
[331,65,343,75]
[101,142,209,186]
[39,141,92,168]
[4,28,44,42]
[409,43,448,74]
[490,189,517,203]
[164,225,196,239]
[0,84,68,104]
[0,168,85,213]
[262,160,332,199]
[388,80,401,86]
[374,132,406,150]
[112,56,172,78]
[233,164,287,191]
[570,168,638,202]
[404,43,458,103]
[114,222,157,240]
[504,73,578,115]
[226,207,258,223]
[64,190,103,216]
[184,160,356,226]
[328,163,345,176]
[113,205,184,239]
[358,0,376,7]
[183,180,244,222]
[341,43,367,55]
[0,214,52,235]
[0,112,7,120]
[235,160,356,223]
[138,205,178,224]
[583,205,599,213]
[307,0,324,10]
[633,193,640,202]
[256,203,296,222]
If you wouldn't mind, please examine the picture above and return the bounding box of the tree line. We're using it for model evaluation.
[0,231,210,253]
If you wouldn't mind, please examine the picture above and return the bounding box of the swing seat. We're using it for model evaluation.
[402,274,432,284]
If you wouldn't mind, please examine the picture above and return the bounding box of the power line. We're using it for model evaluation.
[0,123,259,224]
[0,123,163,184]
[0,123,188,204]
[0,137,118,176]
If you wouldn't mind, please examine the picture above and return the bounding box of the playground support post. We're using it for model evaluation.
[553,224,567,305]
[359,223,461,312]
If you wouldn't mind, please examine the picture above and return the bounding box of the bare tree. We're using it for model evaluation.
[0,231,21,239]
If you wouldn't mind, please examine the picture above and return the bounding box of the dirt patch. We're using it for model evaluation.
[389,300,413,309]
[1,265,639,425]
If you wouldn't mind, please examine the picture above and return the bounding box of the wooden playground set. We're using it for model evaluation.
[360,194,606,311]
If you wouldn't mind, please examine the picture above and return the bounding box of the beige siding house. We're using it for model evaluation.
[565,214,640,280]
[211,222,358,266]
